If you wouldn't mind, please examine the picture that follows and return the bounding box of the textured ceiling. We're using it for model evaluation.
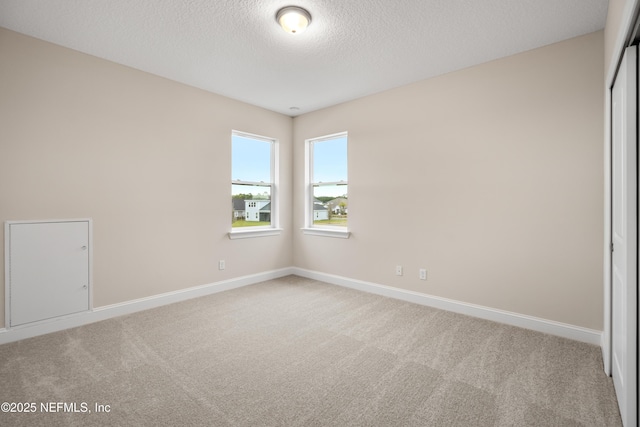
[0,0,609,116]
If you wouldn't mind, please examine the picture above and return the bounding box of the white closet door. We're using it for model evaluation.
[8,220,90,327]
[611,45,638,427]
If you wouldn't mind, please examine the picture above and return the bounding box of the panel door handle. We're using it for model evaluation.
[81,246,87,250]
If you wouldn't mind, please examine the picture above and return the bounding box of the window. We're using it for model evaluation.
[304,132,350,238]
[230,131,280,239]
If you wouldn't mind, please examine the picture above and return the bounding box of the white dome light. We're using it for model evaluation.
[276,6,311,34]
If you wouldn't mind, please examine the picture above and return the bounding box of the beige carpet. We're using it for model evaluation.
[0,275,622,426]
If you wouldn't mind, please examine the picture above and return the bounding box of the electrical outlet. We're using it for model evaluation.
[419,269,427,280]
[395,265,403,276]
[219,260,226,270]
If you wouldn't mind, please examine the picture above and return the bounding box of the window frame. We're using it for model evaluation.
[229,130,281,240]
[303,132,350,239]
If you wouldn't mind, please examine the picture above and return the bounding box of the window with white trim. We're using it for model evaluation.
[231,131,279,237]
[305,132,349,238]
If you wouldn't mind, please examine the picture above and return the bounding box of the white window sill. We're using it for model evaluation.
[228,228,283,240]
[301,228,351,239]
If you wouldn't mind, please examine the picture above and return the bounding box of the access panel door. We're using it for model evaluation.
[7,220,90,327]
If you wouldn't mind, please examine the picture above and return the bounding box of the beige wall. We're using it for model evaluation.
[293,31,605,330]
[0,28,293,328]
[0,27,605,332]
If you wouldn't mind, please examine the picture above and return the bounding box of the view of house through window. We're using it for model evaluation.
[310,133,348,227]
[232,132,275,228]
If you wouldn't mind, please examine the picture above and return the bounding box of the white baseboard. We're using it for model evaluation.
[0,266,602,347]
[292,268,602,346]
[0,267,294,345]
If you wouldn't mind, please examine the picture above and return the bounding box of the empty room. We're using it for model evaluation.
[0,0,637,426]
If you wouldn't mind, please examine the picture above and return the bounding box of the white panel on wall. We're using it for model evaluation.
[5,220,91,327]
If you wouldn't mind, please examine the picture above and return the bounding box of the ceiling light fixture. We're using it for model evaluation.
[276,6,311,34]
